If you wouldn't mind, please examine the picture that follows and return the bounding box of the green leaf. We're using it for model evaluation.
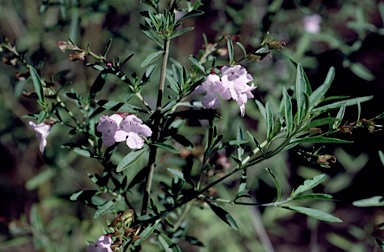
[301,117,340,131]
[312,96,373,114]
[169,27,194,40]
[352,196,384,207]
[266,168,281,202]
[117,149,145,172]
[176,10,204,23]
[37,110,48,124]
[379,150,384,166]
[167,168,185,181]
[265,102,274,141]
[158,233,182,252]
[236,41,247,58]
[282,206,342,222]
[96,100,146,113]
[349,62,374,81]
[25,168,56,190]
[94,200,115,218]
[153,143,180,153]
[236,170,248,196]
[141,51,163,67]
[208,202,240,231]
[290,136,352,145]
[189,55,206,73]
[375,238,384,250]
[140,24,164,48]
[309,66,335,109]
[73,147,92,157]
[292,193,333,201]
[291,174,326,197]
[295,63,307,123]
[172,134,194,149]
[28,65,45,104]
[227,35,234,64]
[282,87,293,136]
[133,219,161,246]
[255,100,266,121]
[90,72,107,99]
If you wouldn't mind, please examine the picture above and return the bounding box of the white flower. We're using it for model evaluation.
[86,235,113,252]
[194,74,227,109]
[303,14,322,34]
[29,121,52,153]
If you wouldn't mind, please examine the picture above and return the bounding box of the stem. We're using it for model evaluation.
[247,205,275,252]
[140,39,170,215]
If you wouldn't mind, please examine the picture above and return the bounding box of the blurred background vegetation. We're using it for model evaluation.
[0,0,383,251]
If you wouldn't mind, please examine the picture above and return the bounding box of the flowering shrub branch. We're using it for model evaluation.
[1,0,384,251]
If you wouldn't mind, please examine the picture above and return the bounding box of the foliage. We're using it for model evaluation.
[0,0,383,251]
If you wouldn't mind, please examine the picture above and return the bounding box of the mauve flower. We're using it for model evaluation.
[303,14,322,34]
[220,65,256,116]
[86,235,113,252]
[97,114,152,149]
[29,121,52,153]
[96,114,124,147]
[194,74,227,109]
[114,114,152,149]
[195,66,256,117]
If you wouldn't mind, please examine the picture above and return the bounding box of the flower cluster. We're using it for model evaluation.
[195,65,256,116]
[86,235,113,252]
[97,113,152,149]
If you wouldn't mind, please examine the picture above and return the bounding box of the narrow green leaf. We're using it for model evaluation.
[172,134,194,149]
[208,202,240,231]
[73,147,92,157]
[375,238,384,249]
[189,55,206,73]
[134,219,161,246]
[352,196,384,207]
[265,102,274,141]
[349,62,374,81]
[236,42,247,58]
[96,100,145,113]
[291,174,326,197]
[266,168,281,202]
[227,35,234,64]
[290,136,352,144]
[292,193,333,201]
[28,65,45,104]
[379,150,384,166]
[117,149,145,172]
[153,143,180,153]
[255,100,266,121]
[90,72,107,99]
[309,66,335,109]
[94,200,115,218]
[158,233,182,252]
[140,24,164,48]
[236,170,248,196]
[283,206,342,222]
[141,51,163,67]
[176,10,204,23]
[302,117,340,131]
[37,110,48,124]
[312,96,373,114]
[282,87,293,136]
[169,27,194,40]
[295,63,307,123]
[167,168,185,181]
[25,168,56,190]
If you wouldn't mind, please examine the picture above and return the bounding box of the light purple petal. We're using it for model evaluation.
[126,132,145,149]
[29,121,51,153]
